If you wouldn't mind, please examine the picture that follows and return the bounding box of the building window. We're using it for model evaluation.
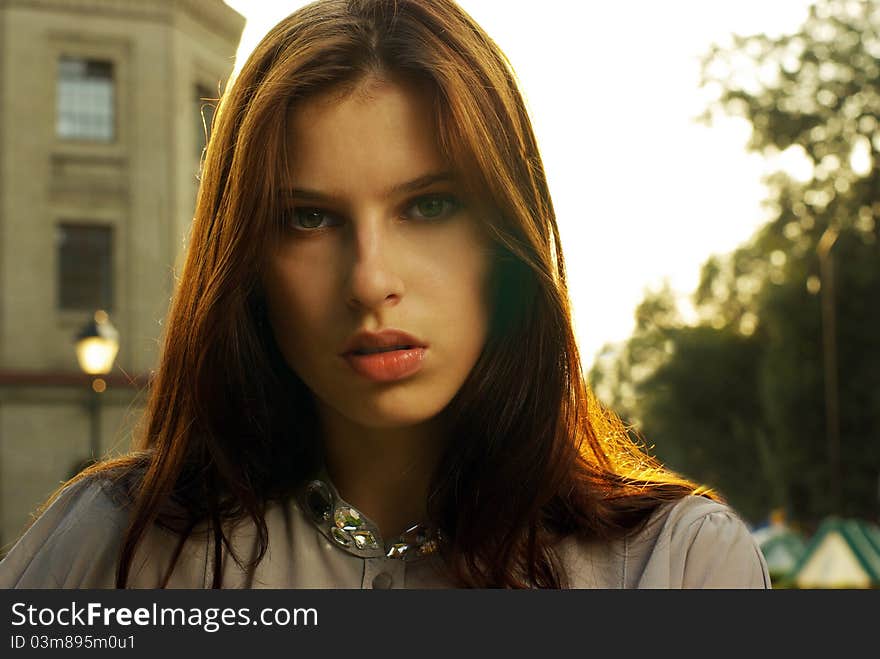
[56,57,115,141]
[57,224,114,311]
[196,84,217,164]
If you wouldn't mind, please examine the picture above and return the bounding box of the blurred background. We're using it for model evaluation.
[0,0,877,588]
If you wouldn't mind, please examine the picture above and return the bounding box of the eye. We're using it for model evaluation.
[403,194,462,221]
[283,207,341,232]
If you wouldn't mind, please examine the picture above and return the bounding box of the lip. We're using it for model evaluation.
[340,328,428,355]
[340,328,428,383]
[343,348,427,382]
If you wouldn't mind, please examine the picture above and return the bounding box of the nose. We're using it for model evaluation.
[345,215,404,313]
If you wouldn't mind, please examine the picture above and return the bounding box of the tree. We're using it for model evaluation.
[590,0,880,528]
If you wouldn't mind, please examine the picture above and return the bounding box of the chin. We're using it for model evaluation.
[338,394,452,430]
[349,406,443,430]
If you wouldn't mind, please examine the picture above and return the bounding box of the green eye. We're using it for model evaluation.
[296,209,326,229]
[416,198,445,218]
[407,195,461,220]
[285,208,337,231]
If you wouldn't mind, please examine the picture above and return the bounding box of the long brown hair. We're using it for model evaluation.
[55,0,715,588]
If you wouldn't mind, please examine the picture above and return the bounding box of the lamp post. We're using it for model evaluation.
[74,310,119,461]
[817,226,840,515]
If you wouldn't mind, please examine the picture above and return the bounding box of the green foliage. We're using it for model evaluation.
[590,0,880,527]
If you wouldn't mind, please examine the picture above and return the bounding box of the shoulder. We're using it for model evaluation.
[0,476,212,589]
[633,495,771,588]
[558,495,771,588]
[0,477,128,588]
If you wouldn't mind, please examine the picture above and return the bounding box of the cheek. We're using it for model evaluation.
[451,257,489,318]
[422,239,492,340]
[262,257,329,349]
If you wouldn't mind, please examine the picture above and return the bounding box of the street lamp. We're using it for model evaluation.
[817,226,840,515]
[74,310,119,461]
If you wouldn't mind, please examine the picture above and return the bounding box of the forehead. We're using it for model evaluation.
[286,77,447,194]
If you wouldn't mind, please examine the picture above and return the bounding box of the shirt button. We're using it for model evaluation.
[371,572,393,589]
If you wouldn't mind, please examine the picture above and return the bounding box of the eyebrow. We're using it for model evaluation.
[286,171,456,203]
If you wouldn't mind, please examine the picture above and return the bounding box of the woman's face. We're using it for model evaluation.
[263,77,493,431]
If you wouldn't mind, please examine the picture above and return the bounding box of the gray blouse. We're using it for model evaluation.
[0,477,770,589]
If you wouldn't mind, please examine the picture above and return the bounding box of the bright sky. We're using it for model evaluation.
[222,0,815,368]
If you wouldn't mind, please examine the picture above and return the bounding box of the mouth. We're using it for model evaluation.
[340,328,428,357]
[349,345,418,356]
[342,346,427,382]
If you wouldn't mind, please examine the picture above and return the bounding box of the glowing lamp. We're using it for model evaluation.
[74,310,119,375]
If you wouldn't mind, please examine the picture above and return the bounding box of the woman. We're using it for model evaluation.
[0,0,769,589]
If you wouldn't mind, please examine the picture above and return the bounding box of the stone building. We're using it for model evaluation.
[0,0,244,550]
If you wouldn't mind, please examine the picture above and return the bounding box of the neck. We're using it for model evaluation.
[317,403,447,540]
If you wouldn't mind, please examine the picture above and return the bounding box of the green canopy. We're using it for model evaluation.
[789,517,880,589]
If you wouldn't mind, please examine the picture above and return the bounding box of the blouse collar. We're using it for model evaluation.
[297,472,444,562]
